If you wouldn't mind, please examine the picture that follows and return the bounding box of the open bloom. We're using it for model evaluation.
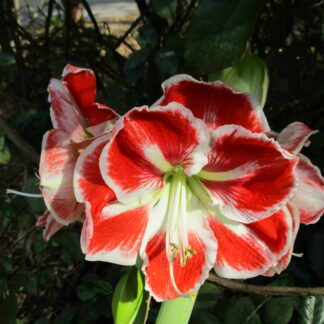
[264,122,324,275]
[74,75,302,300]
[38,64,119,239]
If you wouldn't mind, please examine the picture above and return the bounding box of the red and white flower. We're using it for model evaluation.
[264,122,324,275]
[74,75,302,301]
[38,65,119,239]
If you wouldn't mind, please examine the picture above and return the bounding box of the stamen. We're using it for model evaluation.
[168,260,192,298]
[292,252,303,258]
[6,189,43,198]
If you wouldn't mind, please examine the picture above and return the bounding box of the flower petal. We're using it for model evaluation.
[263,204,300,276]
[200,125,298,223]
[208,206,292,278]
[291,154,324,224]
[82,201,149,265]
[48,79,87,141]
[62,65,119,126]
[277,122,318,154]
[39,129,83,224]
[74,133,116,216]
[141,193,216,301]
[100,103,209,203]
[156,74,270,132]
[36,211,64,241]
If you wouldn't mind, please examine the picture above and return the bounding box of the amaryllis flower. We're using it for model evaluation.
[39,65,119,239]
[74,75,300,301]
[264,122,324,275]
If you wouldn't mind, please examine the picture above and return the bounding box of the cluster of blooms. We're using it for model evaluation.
[38,64,324,301]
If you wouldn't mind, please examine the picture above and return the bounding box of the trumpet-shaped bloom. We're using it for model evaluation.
[38,65,118,239]
[75,78,300,300]
[264,122,324,275]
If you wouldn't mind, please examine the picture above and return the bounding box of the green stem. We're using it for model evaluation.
[155,295,197,324]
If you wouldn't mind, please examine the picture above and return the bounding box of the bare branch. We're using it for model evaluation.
[0,116,40,165]
[208,273,324,296]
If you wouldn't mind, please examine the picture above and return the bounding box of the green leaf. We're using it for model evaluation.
[263,297,296,324]
[35,318,51,324]
[185,0,263,73]
[32,232,48,254]
[297,296,324,324]
[154,49,179,80]
[194,282,224,311]
[77,273,112,301]
[137,25,158,48]
[225,296,261,324]
[151,0,177,20]
[191,312,222,324]
[54,308,75,324]
[0,53,16,67]
[112,267,145,324]
[24,175,45,214]
[52,231,83,261]
[17,212,33,230]
[124,47,151,72]
[10,271,38,295]
[0,294,18,324]
[209,54,269,108]
[0,135,11,164]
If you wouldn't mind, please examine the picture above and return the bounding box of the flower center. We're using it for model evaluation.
[165,166,193,266]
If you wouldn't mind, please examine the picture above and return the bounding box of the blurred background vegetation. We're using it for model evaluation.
[0,0,323,323]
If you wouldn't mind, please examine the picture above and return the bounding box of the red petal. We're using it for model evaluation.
[208,207,292,278]
[62,65,119,126]
[142,231,211,301]
[100,104,209,203]
[277,122,318,154]
[83,203,149,265]
[37,211,64,241]
[48,79,87,141]
[201,125,298,222]
[74,134,116,219]
[157,75,269,132]
[39,129,83,224]
[263,204,300,276]
[292,154,324,224]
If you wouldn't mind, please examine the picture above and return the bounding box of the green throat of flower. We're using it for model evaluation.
[161,165,211,297]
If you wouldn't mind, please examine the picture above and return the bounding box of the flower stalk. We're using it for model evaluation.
[155,294,197,324]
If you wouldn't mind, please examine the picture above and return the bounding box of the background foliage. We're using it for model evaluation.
[0,0,323,323]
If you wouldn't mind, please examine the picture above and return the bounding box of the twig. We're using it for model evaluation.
[44,0,54,55]
[116,16,141,48]
[80,0,102,43]
[207,273,324,296]
[245,296,271,323]
[143,295,152,324]
[0,115,40,165]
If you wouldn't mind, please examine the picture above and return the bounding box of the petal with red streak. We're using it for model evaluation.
[74,133,116,219]
[37,211,64,241]
[140,190,216,301]
[208,206,292,279]
[83,202,149,265]
[62,65,119,126]
[100,103,209,203]
[263,204,300,276]
[48,79,87,141]
[291,154,324,224]
[156,74,269,133]
[200,125,298,223]
[277,122,318,154]
[39,129,82,224]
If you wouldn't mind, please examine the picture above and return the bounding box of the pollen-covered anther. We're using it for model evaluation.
[170,243,180,261]
[181,245,197,267]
